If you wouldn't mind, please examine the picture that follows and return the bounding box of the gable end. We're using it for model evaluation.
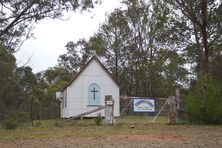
[65,55,119,89]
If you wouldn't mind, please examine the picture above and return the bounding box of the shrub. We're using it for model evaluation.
[1,118,18,130]
[0,110,29,129]
[15,111,29,123]
[34,121,42,127]
[185,76,222,124]
[94,113,103,126]
[54,120,64,127]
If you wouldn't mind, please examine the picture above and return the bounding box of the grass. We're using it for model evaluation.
[0,116,167,140]
[117,115,169,123]
[0,116,221,141]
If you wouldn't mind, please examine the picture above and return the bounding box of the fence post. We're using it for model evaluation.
[105,95,114,125]
[168,96,177,125]
[175,89,181,120]
[175,89,180,110]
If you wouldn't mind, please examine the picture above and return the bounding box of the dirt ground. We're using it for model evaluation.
[1,124,222,148]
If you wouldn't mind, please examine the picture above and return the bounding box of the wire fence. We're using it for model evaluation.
[119,96,186,123]
[120,97,169,116]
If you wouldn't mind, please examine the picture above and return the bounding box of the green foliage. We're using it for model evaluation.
[1,118,18,130]
[0,45,16,103]
[34,66,73,119]
[59,0,188,97]
[34,121,42,127]
[54,120,64,127]
[211,55,222,87]
[0,48,43,123]
[94,113,103,126]
[185,76,222,124]
[1,110,29,125]
[0,44,22,120]
[15,111,30,124]
[0,0,98,48]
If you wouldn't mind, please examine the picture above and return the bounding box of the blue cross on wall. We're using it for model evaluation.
[88,83,100,105]
[91,87,98,100]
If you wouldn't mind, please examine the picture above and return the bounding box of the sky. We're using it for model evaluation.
[15,1,121,73]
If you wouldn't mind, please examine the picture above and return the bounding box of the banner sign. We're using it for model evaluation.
[133,98,155,112]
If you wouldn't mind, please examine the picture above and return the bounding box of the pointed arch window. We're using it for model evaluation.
[88,83,101,105]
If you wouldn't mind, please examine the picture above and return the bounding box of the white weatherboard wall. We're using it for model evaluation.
[61,59,119,118]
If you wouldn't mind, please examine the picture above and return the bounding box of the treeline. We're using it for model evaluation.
[59,0,222,96]
[0,43,74,125]
[0,0,98,128]
[0,0,222,126]
[58,0,222,124]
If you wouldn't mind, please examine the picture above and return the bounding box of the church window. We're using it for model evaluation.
[88,83,101,105]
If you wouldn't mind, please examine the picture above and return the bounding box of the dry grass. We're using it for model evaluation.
[0,116,222,147]
[0,116,167,140]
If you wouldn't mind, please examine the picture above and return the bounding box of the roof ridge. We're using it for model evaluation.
[63,55,119,90]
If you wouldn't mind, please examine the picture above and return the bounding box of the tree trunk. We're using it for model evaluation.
[193,22,203,73]
[30,96,34,126]
[201,0,209,97]
[149,35,154,97]
[114,48,118,83]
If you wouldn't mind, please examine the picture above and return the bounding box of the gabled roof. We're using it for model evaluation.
[65,55,119,89]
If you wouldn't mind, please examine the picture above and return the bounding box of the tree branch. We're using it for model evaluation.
[0,0,37,38]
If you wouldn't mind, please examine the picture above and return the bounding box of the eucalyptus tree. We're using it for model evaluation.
[98,9,131,83]
[0,0,100,49]
[0,43,38,122]
[16,66,37,125]
[164,0,222,124]
[58,41,82,73]
[121,0,188,97]
[210,55,222,86]
[0,43,17,119]
[58,37,102,73]
[34,66,73,119]
[166,0,222,96]
[58,0,189,97]
[122,0,149,96]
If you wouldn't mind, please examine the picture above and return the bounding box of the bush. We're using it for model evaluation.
[54,120,64,127]
[1,118,18,130]
[15,111,29,123]
[34,121,42,127]
[185,76,222,124]
[94,113,103,126]
[0,110,29,129]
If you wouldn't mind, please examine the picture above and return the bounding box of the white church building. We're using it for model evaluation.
[56,55,120,118]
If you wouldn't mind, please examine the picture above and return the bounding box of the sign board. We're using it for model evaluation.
[106,100,113,105]
[133,98,155,112]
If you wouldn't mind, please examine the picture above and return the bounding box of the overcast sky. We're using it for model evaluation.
[15,1,121,73]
